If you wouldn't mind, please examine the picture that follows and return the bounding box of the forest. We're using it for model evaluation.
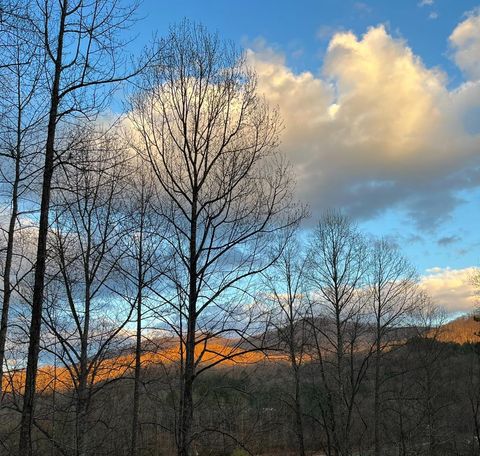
[0,1,479,455]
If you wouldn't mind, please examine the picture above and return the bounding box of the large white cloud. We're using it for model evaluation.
[450,10,480,81]
[420,267,478,313]
[247,24,480,227]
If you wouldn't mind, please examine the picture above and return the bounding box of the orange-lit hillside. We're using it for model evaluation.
[2,338,281,394]
[6,316,480,395]
[435,315,480,344]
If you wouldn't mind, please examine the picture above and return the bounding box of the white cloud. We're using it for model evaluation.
[450,10,480,80]
[419,0,434,6]
[354,2,372,14]
[420,267,478,313]
[247,23,480,227]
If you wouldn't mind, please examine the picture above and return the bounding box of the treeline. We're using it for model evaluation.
[0,1,478,455]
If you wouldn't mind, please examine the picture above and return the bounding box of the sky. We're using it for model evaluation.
[127,0,480,314]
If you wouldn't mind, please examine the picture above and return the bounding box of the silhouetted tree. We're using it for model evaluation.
[43,128,134,456]
[263,236,309,456]
[129,21,300,456]
[368,238,418,456]
[306,211,370,456]
[0,1,43,404]
[15,1,140,452]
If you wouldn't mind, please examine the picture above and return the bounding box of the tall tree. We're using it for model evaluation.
[15,1,138,452]
[115,156,166,456]
[0,1,43,404]
[410,296,447,456]
[129,21,300,456]
[368,238,418,456]
[306,211,370,456]
[263,237,308,456]
[43,128,133,456]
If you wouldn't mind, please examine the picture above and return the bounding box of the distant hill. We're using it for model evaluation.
[435,314,480,344]
[4,315,480,395]
[1,337,277,394]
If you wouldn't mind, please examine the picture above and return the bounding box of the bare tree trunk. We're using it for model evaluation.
[179,319,196,456]
[0,132,20,402]
[76,280,91,456]
[0,27,39,404]
[292,364,306,456]
[18,0,137,450]
[374,325,381,456]
[179,205,198,456]
[18,4,66,451]
[334,301,348,456]
[131,198,145,456]
[131,288,142,456]
[310,315,337,456]
[76,379,89,456]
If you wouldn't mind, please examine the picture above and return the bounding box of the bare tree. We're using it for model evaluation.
[262,236,309,456]
[115,155,167,456]
[13,1,140,452]
[306,211,370,456]
[411,295,448,456]
[129,21,300,456]
[42,128,134,456]
[367,238,418,456]
[0,1,43,403]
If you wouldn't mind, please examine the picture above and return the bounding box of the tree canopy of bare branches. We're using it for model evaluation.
[129,21,301,456]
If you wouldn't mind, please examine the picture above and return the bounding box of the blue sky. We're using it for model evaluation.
[135,0,476,76]
[127,0,480,313]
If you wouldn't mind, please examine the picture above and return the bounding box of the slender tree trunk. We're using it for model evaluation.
[288,315,305,456]
[334,304,348,456]
[131,207,144,456]
[76,338,89,456]
[131,291,142,456]
[315,331,336,456]
[18,4,66,454]
[76,289,90,456]
[51,336,57,456]
[0,149,20,403]
[179,196,198,456]
[293,365,306,456]
[374,320,381,456]
[77,234,91,456]
[76,379,88,456]
[321,409,333,456]
[0,67,23,403]
[179,314,196,456]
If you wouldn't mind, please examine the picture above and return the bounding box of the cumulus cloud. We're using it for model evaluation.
[420,267,478,313]
[450,10,480,80]
[247,23,480,227]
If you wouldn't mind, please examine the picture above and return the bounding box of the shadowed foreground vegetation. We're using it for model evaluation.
[2,319,480,455]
